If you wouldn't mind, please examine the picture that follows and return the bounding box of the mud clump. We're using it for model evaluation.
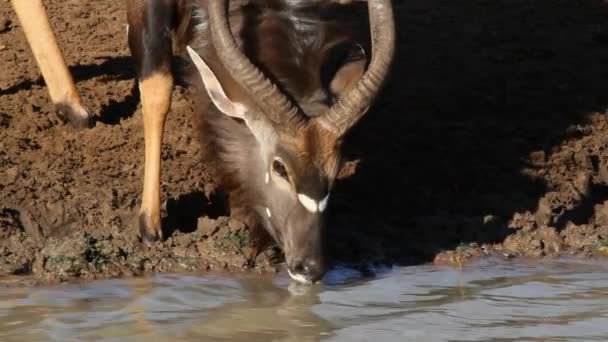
[3,0,608,284]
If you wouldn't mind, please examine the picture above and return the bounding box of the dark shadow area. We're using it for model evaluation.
[0,78,40,97]
[70,56,134,83]
[324,0,608,266]
[554,184,608,229]
[96,81,140,125]
[163,191,228,236]
[0,56,133,96]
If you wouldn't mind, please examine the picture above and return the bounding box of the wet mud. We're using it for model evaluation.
[1,0,608,283]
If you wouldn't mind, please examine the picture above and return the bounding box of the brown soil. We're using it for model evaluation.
[2,0,608,284]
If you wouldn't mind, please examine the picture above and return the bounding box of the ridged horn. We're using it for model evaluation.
[317,0,395,136]
[206,0,306,129]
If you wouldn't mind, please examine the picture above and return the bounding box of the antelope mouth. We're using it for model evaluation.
[287,269,315,284]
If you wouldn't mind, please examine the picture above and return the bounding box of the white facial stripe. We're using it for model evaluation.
[318,194,330,212]
[298,194,318,213]
[265,207,272,218]
[265,172,269,184]
[288,269,312,284]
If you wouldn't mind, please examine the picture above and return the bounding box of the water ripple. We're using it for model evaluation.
[0,258,607,341]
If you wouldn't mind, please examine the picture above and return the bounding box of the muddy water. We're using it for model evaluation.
[1,258,607,341]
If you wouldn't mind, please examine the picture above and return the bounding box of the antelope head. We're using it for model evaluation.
[188,0,395,283]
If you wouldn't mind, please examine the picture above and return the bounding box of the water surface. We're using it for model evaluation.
[1,258,608,341]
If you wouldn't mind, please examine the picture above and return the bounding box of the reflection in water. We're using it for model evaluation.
[1,258,608,341]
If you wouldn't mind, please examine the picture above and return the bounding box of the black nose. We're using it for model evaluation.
[289,259,323,283]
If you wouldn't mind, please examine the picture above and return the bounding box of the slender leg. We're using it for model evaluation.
[11,0,91,128]
[127,0,175,244]
[138,72,173,244]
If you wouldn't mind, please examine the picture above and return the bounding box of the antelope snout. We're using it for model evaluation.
[288,258,324,284]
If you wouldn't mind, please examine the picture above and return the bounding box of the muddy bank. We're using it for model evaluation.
[2,0,608,284]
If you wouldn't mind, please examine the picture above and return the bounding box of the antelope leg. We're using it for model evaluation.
[127,0,175,244]
[11,0,91,128]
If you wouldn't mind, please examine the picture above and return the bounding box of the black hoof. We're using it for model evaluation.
[140,230,160,247]
[139,213,163,247]
[56,103,93,129]
[68,113,93,130]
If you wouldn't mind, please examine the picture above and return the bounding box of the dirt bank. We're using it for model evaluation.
[1,0,608,284]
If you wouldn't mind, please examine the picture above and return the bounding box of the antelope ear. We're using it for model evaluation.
[330,59,366,97]
[187,45,247,119]
[337,159,360,179]
[187,45,278,148]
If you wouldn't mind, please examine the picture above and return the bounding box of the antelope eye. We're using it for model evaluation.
[272,160,289,180]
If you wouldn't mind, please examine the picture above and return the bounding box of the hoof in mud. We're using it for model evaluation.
[141,233,160,247]
[139,213,163,247]
[56,103,93,129]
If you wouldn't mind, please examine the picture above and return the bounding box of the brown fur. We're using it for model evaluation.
[189,0,367,258]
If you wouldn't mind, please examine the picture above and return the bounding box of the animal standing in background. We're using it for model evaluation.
[11,0,395,283]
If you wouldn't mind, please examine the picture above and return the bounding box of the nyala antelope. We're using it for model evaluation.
[11,0,395,283]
